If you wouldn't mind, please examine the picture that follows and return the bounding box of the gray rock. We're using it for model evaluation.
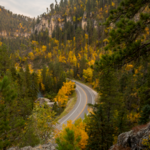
[110,123,150,150]
[35,98,54,107]
[20,146,32,150]
[8,143,56,150]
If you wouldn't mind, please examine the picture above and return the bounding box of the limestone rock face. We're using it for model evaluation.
[110,123,150,150]
[0,31,7,36]
[32,12,98,37]
[32,15,65,37]
[0,30,30,38]
[35,98,54,107]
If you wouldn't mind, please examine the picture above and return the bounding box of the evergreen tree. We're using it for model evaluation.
[99,0,150,69]
[30,72,39,101]
[0,76,24,150]
[116,108,128,135]
[139,105,150,125]
[86,104,114,150]
[56,128,81,150]
[98,68,122,121]
[0,44,10,76]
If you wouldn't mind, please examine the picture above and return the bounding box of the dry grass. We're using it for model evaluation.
[55,91,77,121]
[111,145,131,150]
[132,123,149,133]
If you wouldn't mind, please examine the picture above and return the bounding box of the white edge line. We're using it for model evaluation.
[60,85,82,125]
[58,88,78,122]
[76,82,95,116]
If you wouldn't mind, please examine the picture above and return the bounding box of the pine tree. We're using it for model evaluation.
[0,76,24,150]
[30,72,39,101]
[139,105,150,125]
[86,104,114,150]
[56,128,81,150]
[99,0,150,69]
[0,44,10,76]
[98,68,122,121]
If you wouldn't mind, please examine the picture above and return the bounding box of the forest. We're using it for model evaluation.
[0,6,32,37]
[0,0,150,150]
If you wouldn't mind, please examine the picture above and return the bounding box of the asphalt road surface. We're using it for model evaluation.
[58,81,97,127]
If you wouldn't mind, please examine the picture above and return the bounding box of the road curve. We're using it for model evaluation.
[58,81,97,127]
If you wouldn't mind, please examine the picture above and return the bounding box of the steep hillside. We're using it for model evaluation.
[32,0,122,39]
[0,6,33,38]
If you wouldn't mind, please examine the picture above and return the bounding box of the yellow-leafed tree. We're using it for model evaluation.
[83,68,93,82]
[54,81,75,107]
[55,119,88,150]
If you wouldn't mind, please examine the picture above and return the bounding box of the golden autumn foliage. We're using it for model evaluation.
[28,64,33,74]
[92,78,99,89]
[112,2,115,7]
[58,18,61,22]
[127,112,140,124]
[145,27,149,35]
[32,40,38,45]
[73,16,76,22]
[125,64,134,71]
[142,135,150,150]
[134,66,142,75]
[37,69,42,83]
[54,81,75,107]
[42,45,47,52]
[103,38,109,43]
[68,51,77,66]
[28,52,34,60]
[59,55,66,63]
[85,34,88,40]
[47,52,52,59]
[15,63,21,72]
[56,119,88,150]
[83,68,93,82]
[41,82,45,91]
[0,41,2,46]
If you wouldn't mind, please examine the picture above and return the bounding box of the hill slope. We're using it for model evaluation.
[32,0,122,39]
[0,6,33,37]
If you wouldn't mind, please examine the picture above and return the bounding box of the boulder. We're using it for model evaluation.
[35,98,54,107]
[8,143,56,150]
[8,138,57,150]
[110,123,150,150]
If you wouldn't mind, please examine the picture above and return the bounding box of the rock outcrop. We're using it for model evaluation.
[8,142,57,150]
[0,30,30,38]
[32,12,98,37]
[35,98,54,107]
[110,123,150,150]
[32,15,66,37]
[0,30,7,36]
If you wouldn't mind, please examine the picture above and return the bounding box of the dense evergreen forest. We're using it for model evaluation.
[0,0,150,149]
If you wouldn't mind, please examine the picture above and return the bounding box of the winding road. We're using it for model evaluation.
[58,81,97,127]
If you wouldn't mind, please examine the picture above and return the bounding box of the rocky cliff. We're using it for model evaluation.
[0,31,30,38]
[32,12,98,37]
[110,123,150,150]
[32,15,65,37]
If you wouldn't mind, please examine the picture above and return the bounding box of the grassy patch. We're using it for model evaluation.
[56,91,77,121]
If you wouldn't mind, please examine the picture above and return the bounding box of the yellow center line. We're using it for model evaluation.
[72,84,88,123]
